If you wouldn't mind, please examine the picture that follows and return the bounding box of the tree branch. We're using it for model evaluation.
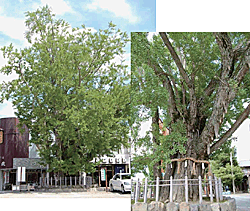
[159,32,191,87]
[210,103,250,152]
[200,33,234,150]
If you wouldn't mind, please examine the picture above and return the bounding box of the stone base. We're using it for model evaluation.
[148,202,165,211]
[131,197,236,211]
[132,203,148,211]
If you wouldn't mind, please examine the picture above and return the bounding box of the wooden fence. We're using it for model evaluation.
[132,175,223,204]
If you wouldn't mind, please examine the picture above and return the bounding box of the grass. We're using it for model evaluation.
[131,198,156,204]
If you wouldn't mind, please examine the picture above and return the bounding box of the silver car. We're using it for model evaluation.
[109,173,131,193]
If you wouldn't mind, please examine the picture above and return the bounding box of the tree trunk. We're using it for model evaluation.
[160,131,204,202]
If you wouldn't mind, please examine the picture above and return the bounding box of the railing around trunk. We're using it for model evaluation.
[132,175,223,204]
[39,176,92,189]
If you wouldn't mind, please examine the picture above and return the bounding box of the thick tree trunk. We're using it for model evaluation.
[160,156,203,202]
[152,108,162,180]
[160,131,204,202]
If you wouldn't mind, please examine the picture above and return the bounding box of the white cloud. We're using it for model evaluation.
[38,0,75,15]
[86,0,139,23]
[0,16,26,41]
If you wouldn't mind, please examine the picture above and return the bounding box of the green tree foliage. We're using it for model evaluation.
[210,141,243,191]
[0,6,130,175]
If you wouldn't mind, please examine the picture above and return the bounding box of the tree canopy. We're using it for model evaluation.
[0,6,130,175]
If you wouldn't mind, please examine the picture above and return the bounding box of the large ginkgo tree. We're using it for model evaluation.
[0,6,130,175]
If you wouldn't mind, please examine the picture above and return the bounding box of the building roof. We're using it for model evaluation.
[13,158,46,169]
[239,160,250,167]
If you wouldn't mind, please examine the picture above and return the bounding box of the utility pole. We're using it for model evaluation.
[230,151,236,194]
[230,137,238,194]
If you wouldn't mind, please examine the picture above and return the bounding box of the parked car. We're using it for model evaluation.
[109,173,131,193]
[27,183,37,191]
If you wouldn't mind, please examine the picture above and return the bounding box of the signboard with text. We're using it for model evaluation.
[101,168,106,181]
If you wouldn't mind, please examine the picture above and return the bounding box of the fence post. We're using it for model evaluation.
[218,178,223,201]
[185,175,188,203]
[39,177,42,187]
[135,178,139,204]
[134,182,136,200]
[70,176,72,187]
[65,177,67,187]
[75,176,77,186]
[156,177,159,202]
[79,176,81,186]
[144,178,148,203]
[214,176,219,202]
[60,177,62,188]
[170,176,173,202]
[198,175,202,204]
[150,185,153,198]
[209,176,213,203]
[83,173,86,187]
[51,177,52,187]
[138,180,141,200]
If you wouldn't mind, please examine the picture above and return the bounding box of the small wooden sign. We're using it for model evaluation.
[0,130,3,144]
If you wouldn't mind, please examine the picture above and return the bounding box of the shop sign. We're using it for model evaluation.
[0,130,3,144]
[101,168,106,181]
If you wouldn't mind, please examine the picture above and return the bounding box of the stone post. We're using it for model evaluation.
[144,177,148,203]
[209,176,213,203]
[170,176,173,202]
[219,178,223,201]
[199,175,203,204]
[214,176,219,202]
[185,175,188,203]
[135,178,139,204]
[156,177,159,202]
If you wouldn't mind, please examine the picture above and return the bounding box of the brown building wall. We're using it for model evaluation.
[0,117,29,169]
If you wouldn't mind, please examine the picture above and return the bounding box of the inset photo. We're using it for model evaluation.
[131,32,250,210]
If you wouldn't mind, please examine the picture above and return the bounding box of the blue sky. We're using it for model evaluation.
[0,0,155,118]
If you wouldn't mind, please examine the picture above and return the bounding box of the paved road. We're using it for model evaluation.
[0,190,131,198]
[228,193,250,211]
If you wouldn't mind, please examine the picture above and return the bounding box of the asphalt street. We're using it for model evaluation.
[229,193,250,211]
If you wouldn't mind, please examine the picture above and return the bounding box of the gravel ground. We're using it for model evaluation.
[0,190,131,198]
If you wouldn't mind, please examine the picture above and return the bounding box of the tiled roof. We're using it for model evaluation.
[13,158,46,169]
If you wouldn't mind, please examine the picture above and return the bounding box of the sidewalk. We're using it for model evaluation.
[0,191,130,198]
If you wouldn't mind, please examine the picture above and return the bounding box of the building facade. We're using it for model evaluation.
[0,117,130,190]
[91,146,130,187]
[239,160,250,192]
